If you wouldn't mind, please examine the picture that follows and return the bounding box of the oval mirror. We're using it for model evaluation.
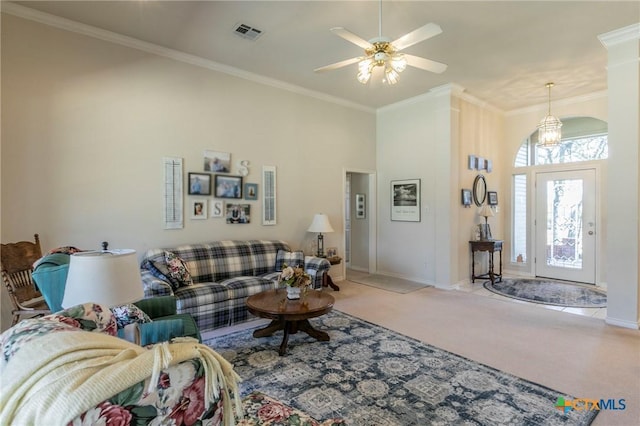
[473,174,487,206]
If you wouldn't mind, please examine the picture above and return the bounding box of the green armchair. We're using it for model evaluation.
[120,296,201,346]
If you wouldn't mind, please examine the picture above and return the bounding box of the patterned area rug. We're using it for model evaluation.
[484,279,606,308]
[207,310,598,425]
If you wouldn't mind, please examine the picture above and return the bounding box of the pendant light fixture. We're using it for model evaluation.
[537,82,563,146]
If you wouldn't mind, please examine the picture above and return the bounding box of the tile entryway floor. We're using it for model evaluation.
[456,279,607,320]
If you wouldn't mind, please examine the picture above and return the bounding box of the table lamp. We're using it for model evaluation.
[307,213,334,257]
[479,205,495,240]
[62,249,144,308]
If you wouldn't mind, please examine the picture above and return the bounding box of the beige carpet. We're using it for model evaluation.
[346,270,430,293]
[330,279,640,426]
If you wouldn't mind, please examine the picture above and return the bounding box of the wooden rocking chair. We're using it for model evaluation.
[1,234,51,325]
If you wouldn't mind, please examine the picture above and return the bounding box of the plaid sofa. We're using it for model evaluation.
[140,240,330,333]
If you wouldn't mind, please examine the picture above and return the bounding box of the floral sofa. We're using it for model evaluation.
[140,240,331,334]
[0,303,242,426]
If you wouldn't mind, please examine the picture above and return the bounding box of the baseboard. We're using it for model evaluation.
[605,316,640,330]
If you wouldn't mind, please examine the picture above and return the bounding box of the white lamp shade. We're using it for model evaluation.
[479,205,495,218]
[62,249,144,308]
[307,214,334,233]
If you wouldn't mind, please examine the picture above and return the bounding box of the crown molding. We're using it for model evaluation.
[1,2,375,114]
[598,23,640,48]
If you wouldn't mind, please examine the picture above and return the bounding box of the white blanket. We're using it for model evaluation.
[0,331,241,425]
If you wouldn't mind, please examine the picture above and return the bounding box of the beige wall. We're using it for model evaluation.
[0,15,376,330]
[376,88,504,287]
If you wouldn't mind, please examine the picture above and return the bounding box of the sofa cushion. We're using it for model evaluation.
[248,240,291,275]
[165,251,193,289]
[174,277,275,332]
[110,303,152,329]
[274,249,305,271]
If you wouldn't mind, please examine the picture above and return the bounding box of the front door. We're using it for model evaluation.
[535,169,596,283]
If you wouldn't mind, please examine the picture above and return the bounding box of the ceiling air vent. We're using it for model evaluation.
[233,23,263,41]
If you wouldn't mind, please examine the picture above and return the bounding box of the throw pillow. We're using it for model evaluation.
[164,251,194,288]
[110,303,152,329]
[274,249,305,272]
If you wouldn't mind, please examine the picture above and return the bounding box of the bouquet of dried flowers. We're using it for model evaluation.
[277,264,311,288]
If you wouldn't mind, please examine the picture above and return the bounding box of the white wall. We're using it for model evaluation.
[0,14,376,330]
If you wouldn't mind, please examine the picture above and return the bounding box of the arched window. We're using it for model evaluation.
[515,117,608,167]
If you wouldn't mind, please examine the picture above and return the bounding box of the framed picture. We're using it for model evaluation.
[476,157,485,171]
[391,179,420,222]
[190,199,207,219]
[461,189,472,207]
[326,247,338,258]
[204,150,231,173]
[468,155,476,170]
[488,191,498,206]
[244,183,258,200]
[210,200,223,218]
[188,172,211,195]
[355,193,366,219]
[486,159,493,173]
[225,203,250,224]
[214,175,243,199]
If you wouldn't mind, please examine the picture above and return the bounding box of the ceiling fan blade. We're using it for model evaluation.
[392,23,442,51]
[404,54,448,74]
[314,56,362,73]
[330,27,373,50]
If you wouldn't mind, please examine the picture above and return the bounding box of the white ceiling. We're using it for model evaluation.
[9,1,640,111]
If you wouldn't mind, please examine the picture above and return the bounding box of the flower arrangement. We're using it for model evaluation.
[277,264,311,288]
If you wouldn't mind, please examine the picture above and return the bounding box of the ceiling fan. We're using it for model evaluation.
[314,0,447,85]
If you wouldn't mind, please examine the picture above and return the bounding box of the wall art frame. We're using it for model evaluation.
[210,200,223,218]
[188,172,211,195]
[204,150,231,173]
[487,191,498,206]
[244,183,258,200]
[391,179,421,222]
[214,175,243,199]
[190,199,207,219]
[355,193,366,219]
[225,203,251,224]
[461,189,472,207]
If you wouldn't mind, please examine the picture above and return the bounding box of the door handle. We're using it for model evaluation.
[588,231,594,235]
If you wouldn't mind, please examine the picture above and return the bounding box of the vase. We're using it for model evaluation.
[286,286,301,300]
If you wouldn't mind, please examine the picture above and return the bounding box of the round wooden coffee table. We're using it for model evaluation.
[246,289,334,356]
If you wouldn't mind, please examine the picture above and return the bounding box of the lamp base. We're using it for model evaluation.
[316,233,325,258]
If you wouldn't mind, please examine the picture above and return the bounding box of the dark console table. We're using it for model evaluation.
[469,240,503,285]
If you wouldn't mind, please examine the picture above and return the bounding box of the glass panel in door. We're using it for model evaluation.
[535,170,596,283]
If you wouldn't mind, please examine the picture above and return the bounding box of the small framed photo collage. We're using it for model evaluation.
[188,150,258,224]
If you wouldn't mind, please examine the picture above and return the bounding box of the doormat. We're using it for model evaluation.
[484,278,606,308]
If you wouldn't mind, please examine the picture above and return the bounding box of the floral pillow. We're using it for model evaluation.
[164,251,193,288]
[110,304,152,329]
[274,250,305,271]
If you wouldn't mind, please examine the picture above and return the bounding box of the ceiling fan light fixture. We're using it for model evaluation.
[537,82,563,146]
[390,53,407,73]
[384,66,400,85]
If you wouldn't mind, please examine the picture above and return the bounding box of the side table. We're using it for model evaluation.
[469,240,503,284]
[322,256,341,291]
